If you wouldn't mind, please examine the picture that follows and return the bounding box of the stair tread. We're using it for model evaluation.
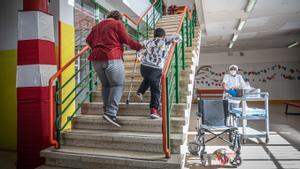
[36,165,72,169]
[87,102,187,107]
[41,146,181,162]
[75,115,184,123]
[63,129,183,143]
[84,102,187,111]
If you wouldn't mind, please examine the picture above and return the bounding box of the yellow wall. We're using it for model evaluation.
[59,21,75,130]
[0,50,17,150]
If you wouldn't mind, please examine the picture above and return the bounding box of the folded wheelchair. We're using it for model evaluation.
[188,100,242,166]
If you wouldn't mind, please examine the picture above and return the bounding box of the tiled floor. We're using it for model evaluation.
[0,104,299,169]
[185,104,300,169]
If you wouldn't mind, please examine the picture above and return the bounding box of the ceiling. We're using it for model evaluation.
[197,0,300,53]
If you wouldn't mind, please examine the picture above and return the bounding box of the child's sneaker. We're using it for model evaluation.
[136,92,143,102]
[150,108,161,119]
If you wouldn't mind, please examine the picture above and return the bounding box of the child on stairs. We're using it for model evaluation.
[136,28,181,119]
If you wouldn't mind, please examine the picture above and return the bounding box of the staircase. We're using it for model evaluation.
[37,14,201,169]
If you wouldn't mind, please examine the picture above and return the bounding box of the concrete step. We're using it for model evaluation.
[155,24,178,29]
[94,73,191,82]
[61,129,183,154]
[95,68,193,83]
[94,86,191,95]
[95,83,190,92]
[161,14,182,19]
[160,18,181,22]
[36,165,70,169]
[157,19,180,25]
[95,81,190,92]
[156,20,181,27]
[72,115,185,133]
[92,90,189,103]
[41,146,182,169]
[81,102,187,117]
[148,28,201,40]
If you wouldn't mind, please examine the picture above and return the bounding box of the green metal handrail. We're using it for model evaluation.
[54,49,98,147]
[161,8,197,158]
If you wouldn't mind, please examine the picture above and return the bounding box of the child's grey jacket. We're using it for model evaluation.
[141,34,181,69]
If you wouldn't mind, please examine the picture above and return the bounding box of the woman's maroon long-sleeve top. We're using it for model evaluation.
[86,18,142,61]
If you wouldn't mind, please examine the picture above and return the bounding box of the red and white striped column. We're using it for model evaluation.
[17,0,56,168]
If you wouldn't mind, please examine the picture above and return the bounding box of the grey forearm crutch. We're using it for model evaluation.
[126,51,139,105]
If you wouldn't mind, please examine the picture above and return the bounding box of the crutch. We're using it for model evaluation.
[126,51,140,105]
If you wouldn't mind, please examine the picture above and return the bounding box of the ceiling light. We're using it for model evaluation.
[288,42,299,48]
[237,20,246,31]
[229,42,234,49]
[232,34,238,42]
[245,0,257,12]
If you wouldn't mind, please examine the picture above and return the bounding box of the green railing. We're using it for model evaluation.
[161,8,197,158]
[54,49,98,146]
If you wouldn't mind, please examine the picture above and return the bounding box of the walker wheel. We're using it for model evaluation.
[188,142,200,156]
[230,155,242,167]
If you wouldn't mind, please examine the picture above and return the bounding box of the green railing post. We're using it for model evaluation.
[175,44,180,103]
[185,12,189,47]
[152,7,155,29]
[194,10,197,27]
[146,15,149,39]
[181,25,185,70]
[125,19,128,32]
[192,11,195,38]
[89,61,93,102]
[193,10,197,38]
[166,77,170,150]
[55,80,61,148]
[189,17,192,46]
[160,0,163,15]
[137,25,140,41]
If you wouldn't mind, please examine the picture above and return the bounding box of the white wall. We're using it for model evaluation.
[0,0,22,50]
[200,48,300,65]
[196,48,300,100]
[122,0,152,16]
